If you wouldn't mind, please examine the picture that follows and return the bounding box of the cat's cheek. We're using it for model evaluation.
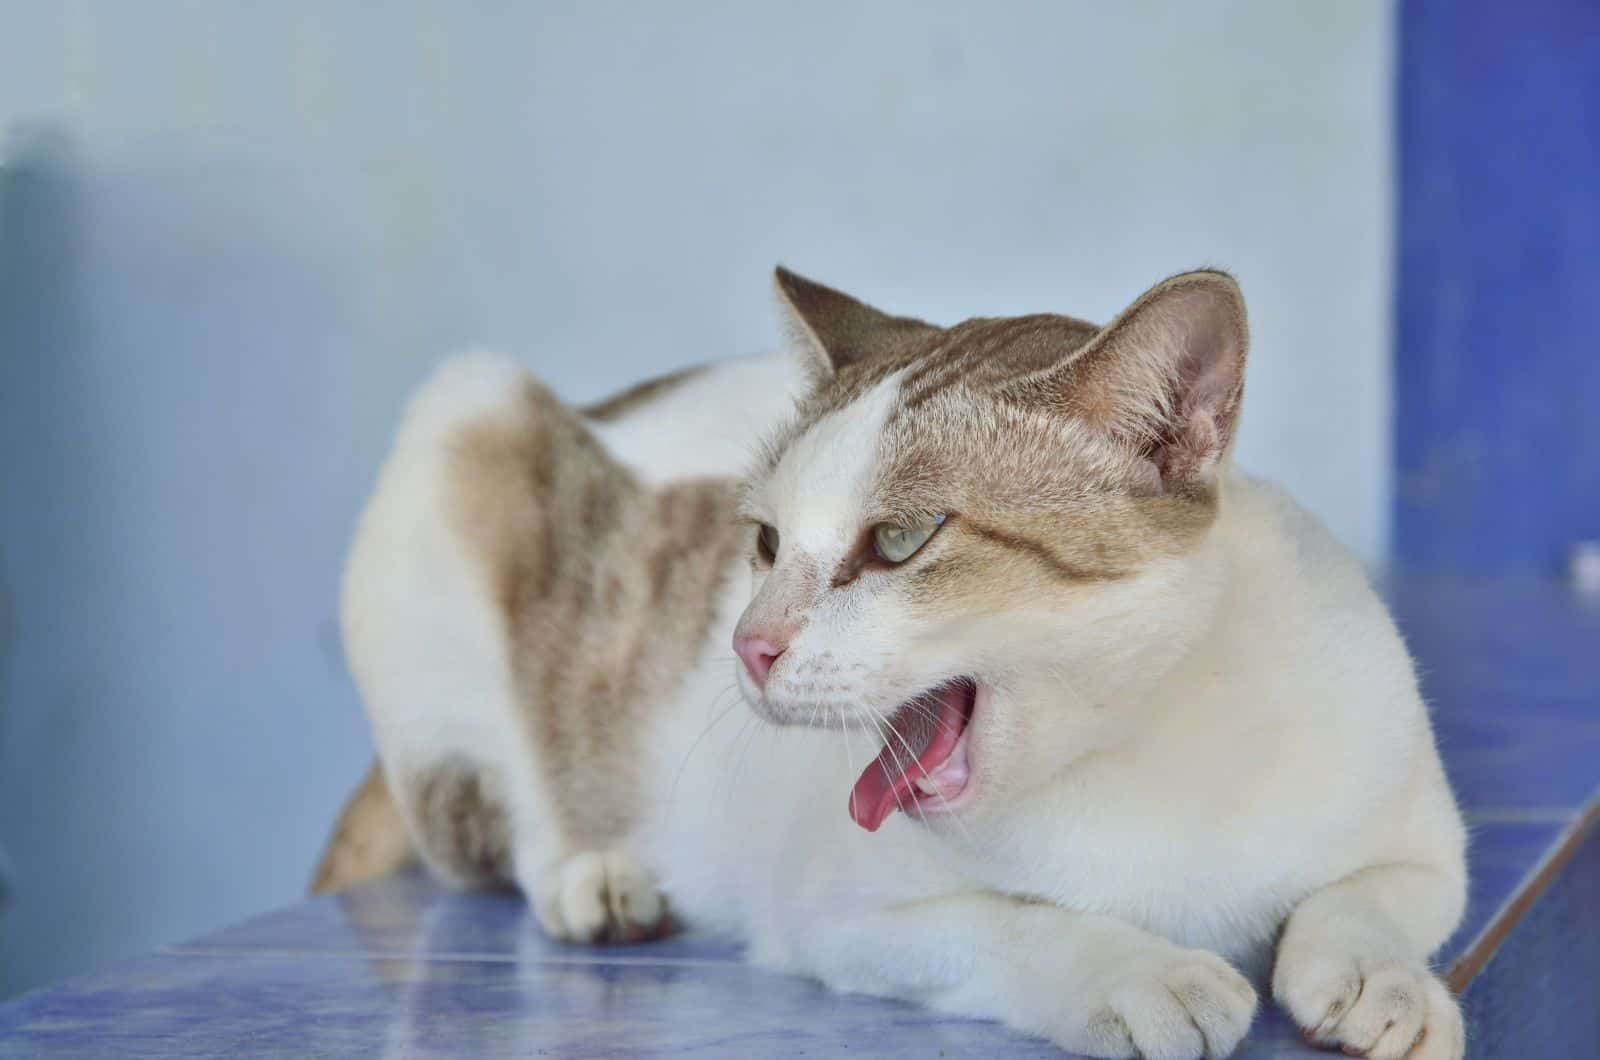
[964,685,998,807]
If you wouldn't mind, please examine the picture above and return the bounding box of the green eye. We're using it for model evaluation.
[872,516,945,564]
[756,523,780,562]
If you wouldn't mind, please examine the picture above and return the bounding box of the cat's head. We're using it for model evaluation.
[733,268,1248,834]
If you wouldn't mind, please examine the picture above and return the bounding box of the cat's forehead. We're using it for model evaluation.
[759,312,1104,477]
[756,347,1132,538]
[761,313,1106,478]
[806,313,1101,423]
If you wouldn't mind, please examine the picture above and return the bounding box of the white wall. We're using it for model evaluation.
[0,1,1393,994]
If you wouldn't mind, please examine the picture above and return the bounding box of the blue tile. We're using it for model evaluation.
[0,838,1570,1059]
[1435,709,1600,811]
[0,951,1059,1059]
[179,870,741,965]
[1384,575,1600,812]
[1385,576,1600,706]
[0,946,1401,1060]
[152,874,1412,1058]
[1442,820,1566,967]
[1461,819,1600,1058]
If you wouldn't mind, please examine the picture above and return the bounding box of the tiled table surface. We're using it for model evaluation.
[2,575,1597,1058]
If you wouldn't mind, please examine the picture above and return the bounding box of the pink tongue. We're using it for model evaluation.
[848,683,969,832]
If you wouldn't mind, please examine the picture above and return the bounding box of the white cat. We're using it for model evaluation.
[316,268,1467,1060]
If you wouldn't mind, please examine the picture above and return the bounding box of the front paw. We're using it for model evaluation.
[528,849,671,945]
[1274,951,1463,1060]
[1075,949,1258,1060]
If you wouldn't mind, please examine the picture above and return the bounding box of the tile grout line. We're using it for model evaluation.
[160,945,744,968]
[1462,806,1580,824]
[1445,784,1600,993]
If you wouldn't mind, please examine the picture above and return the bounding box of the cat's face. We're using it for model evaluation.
[734,268,1248,835]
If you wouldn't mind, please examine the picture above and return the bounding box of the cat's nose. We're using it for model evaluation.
[734,634,786,688]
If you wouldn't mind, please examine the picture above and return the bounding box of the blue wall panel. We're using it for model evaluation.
[1395,0,1600,573]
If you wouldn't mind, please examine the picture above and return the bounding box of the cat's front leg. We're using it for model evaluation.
[797,892,1257,1059]
[515,844,667,945]
[1273,864,1465,1060]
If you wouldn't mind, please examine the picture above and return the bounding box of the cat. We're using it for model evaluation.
[313,268,1467,1060]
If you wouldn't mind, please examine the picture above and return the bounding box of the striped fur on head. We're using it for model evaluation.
[755,267,1248,586]
[734,268,1250,808]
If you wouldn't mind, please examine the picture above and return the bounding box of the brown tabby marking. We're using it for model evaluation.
[958,517,1116,584]
[309,761,415,895]
[411,757,512,886]
[445,377,743,855]
[581,365,705,422]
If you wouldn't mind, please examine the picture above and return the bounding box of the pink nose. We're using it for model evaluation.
[734,635,785,688]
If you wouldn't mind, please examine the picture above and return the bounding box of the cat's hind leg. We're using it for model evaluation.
[357,353,742,943]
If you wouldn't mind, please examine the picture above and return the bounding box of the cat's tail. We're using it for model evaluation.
[310,760,416,895]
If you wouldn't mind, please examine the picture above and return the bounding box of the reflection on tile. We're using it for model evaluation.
[0,952,1058,1059]
[180,870,741,965]
[0,947,1383,1060]
[157,876,1386,1057]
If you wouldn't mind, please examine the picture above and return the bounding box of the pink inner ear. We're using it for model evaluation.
[1177,357,1236,451]
[1173,288,1244,415]
[1148,288,1245,484]
[1182,348,1238,416]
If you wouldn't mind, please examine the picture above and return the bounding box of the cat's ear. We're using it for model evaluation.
[1051,270,1248,492]
[774,266,937,377]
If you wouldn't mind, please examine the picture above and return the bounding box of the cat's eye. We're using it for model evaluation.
[872,516,945,564]
[756,523,780,563]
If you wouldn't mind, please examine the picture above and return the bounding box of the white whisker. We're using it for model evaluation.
[866,698,978,846]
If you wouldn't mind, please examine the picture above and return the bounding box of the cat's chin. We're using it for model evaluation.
[847,678,978,833]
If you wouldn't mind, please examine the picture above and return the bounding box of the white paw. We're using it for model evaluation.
[1076,949,1258,1060]
[530,849,670,945]
[1274,951,1463,1060]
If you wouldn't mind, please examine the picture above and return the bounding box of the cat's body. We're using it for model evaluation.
[317,271,1467,1060]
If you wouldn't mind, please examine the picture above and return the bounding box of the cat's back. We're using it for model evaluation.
[344,350,796,730]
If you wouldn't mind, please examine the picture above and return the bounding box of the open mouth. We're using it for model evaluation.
[848,678,977,832]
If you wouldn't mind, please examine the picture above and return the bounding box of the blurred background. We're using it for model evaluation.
[0,0,1593,999]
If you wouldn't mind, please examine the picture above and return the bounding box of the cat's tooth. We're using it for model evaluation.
[914,777,938,796]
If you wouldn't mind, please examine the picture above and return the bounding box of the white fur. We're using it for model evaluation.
[590,352,809,484]
[759,371,904,550]
[348,351,1467,1060]
[340,353,557,881]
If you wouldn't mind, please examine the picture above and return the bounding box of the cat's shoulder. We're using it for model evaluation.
[1222,469,1373,598]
